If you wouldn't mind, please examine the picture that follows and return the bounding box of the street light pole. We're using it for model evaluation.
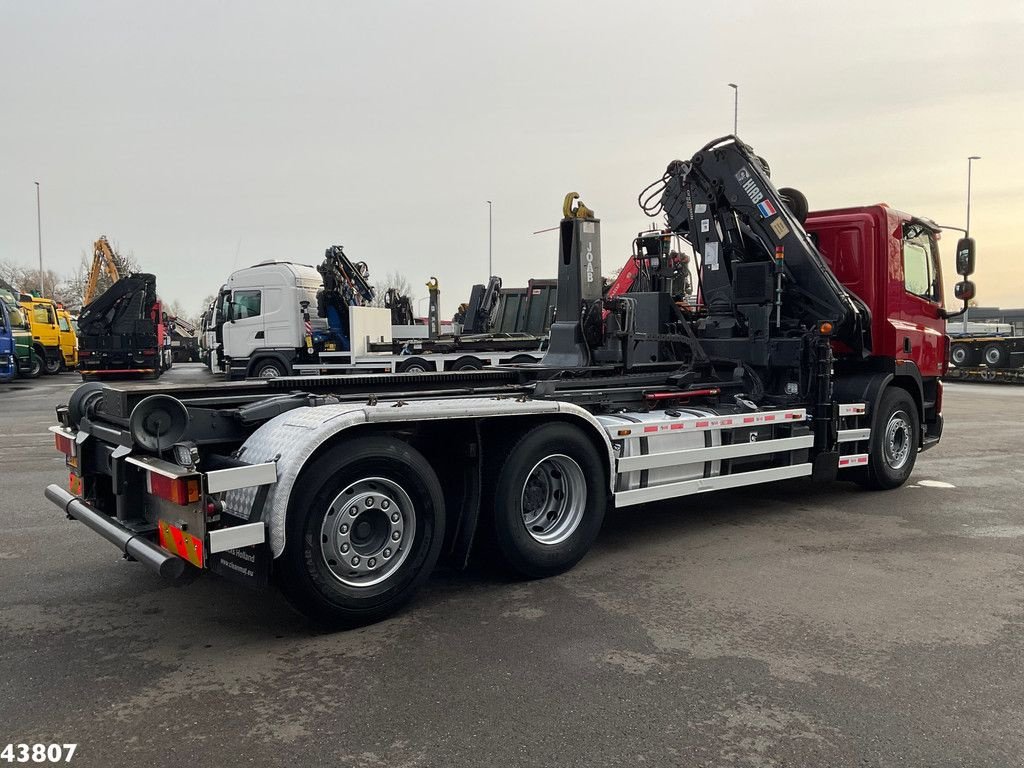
[486,200,493,278]
[728,83,738,135]
[35,182,43,296]
[964,155,980,333]
[966,156,980,236]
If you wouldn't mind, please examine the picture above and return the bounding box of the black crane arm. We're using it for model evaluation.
[657,136,869,351]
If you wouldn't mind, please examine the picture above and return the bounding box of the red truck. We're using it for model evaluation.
[46,136,974,627]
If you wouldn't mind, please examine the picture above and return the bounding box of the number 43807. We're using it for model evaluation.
[1,745,77,763]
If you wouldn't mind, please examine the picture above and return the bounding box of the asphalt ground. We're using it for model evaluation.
[1,366,1022,767]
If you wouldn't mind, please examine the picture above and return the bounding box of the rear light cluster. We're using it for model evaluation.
[146,472,201,505]
[54,432,74,457]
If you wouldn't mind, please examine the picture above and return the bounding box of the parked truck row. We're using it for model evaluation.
[47,135,977,627]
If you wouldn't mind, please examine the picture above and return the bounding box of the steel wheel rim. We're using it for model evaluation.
[321,477,416,587]
[883,409,912,470]
[951,347,966,365]
[257,365,281,378]
[984,348,1001,365]
[520,454,586,545]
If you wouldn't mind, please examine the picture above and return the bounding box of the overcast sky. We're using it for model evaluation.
[2,0,1021,317]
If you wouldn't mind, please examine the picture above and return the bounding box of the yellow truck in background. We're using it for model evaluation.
[19,294,77,374]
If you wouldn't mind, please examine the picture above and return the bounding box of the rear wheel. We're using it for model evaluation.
[858,388,920,490]
[982,343,1008,368]
[396,357,432,373]
[950,343,973,367]
[489,423,606,578]
[279,437,445,627]
[449,355,483,371]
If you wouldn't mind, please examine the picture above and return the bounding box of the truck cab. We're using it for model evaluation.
[0,288,35,377]
[19,295,66,374]
[805,205,948,444]
[57,307,79,370]
[221,262,321,379]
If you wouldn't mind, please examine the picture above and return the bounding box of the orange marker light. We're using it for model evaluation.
[819,322,833,335]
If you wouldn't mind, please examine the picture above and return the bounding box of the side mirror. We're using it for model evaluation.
[954,280,976,302]
[955,237,975,276]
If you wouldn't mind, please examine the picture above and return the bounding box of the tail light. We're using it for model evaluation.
[146,472,201,505]
[54,432,74,457]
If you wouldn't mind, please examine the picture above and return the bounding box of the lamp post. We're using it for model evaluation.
[966,156,980,235]
[728,83,738,135]
[486,200,493,278]
[35,182,43,296]
[963,156,980,333]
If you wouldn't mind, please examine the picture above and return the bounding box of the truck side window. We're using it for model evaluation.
[33,305,55,325]
[902,225,939,302]
[233,290,262,319]
[58,316,71,332]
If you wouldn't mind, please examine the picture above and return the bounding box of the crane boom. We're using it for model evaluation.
[84,237,123,306]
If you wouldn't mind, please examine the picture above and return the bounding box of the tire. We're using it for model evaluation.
[449,355,483,371]
[252,358,287,378]
[950,343,971,367]
[982,343,1008,368]
[489,422,607,578]
[278,437,446,627]
[396,357,432,373]
[508,354,539,364]
[42,351,61,375]
[858,388,920,490]
[26,352,42,378]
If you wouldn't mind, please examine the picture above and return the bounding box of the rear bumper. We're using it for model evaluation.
[44,484,186,578]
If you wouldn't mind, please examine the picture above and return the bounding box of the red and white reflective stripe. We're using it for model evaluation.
[838,454,869,467]
[838,403,866,417]
[304,319,313,336]
[608,408,807,438]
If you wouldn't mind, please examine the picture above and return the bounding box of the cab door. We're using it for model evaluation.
[896,222,945,377]
[223,289,265,361]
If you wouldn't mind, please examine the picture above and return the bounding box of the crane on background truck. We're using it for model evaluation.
[45,135,977,628]
[83,236,123,306]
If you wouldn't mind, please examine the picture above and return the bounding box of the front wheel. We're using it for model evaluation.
[858,388,920,490]
[279,437,446,627]
[253,358,287,378]
[489,423,607,578]
[25,352,43,378]
[42,352,61,375]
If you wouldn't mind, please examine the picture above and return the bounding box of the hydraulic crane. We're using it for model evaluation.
[83,237,123,306]
[314,245,375,351]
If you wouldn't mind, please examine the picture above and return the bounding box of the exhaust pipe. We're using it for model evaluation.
[44,484,186,579]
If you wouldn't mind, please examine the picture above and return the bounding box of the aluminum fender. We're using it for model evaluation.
[223,398,615,558]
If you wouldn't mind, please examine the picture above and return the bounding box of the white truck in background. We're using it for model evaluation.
[219,260,544,380]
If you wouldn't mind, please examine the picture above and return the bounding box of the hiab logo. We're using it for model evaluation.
[735,167,764,205]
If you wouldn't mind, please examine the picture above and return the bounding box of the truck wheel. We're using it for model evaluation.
[950,343,971,367]
[858,388,920,491]
[489,423,606,578]
[396,357,432,373]
[450,355,483,371]
[42,351,61,375]
[279,437,446,627]
[982,343,1008,368]
[25,352,43,378]
[508,354,539,364]
[253,359,287,378]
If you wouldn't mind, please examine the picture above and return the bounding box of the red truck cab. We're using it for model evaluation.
[805,204,950,447]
